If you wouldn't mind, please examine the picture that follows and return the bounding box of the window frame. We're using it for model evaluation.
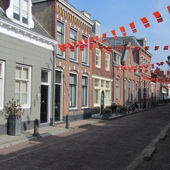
[82,76,88,108]
[116,78,120,100]
[105,53,110,71]
[69,73,78,109]
[95,48,101,68]
[15,64,31,108]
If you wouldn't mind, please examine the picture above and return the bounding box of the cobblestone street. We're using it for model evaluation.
[0,104,170,170]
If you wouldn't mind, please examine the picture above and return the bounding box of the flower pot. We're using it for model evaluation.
[7,115,22,136]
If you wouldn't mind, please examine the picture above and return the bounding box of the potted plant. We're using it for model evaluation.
[119,105,127,115]
[102,107,112,118]
[1,99,24,136]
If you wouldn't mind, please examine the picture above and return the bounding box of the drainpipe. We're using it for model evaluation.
[52,45,56,126]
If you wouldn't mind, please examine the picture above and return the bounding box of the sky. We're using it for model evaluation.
[69,0,170,71]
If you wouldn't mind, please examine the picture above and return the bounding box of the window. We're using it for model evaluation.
[69,74,77,108]
[82,76,88,107]
[6,0,34,28]
[0,61,5,110]
[105,81,111,105]
[124,79,127,102]
[95,48,101,68]
[105,53,110,71]
[116,78,120,100]
[15,65,31,107]
[57,21,64,56]
[70,28,77,61]
[136,83,138,101]
[13,0,28,24]
[82,36,88,65]
[128,81,131,102]
[94,89,100,104]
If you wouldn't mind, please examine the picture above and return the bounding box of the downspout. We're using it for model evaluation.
[52,45,56,126]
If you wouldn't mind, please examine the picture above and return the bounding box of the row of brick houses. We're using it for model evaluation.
[0,0,169,135]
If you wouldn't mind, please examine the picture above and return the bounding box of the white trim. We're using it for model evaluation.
[0,18,57,50]
[0,61,5,110]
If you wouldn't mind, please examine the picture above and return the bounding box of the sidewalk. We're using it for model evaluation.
[0,108,149,149]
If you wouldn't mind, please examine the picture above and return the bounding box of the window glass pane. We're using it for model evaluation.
[55,71,61,83]
[41,71,48,83]
[13,0,20,21]
[23,68,28,79]
[16,67,22,79]
[22,82,27,92]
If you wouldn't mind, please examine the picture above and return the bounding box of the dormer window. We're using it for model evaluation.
[6,0,34,28]
[14,0,28,24]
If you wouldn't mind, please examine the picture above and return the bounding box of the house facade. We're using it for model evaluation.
[0,0,57,135]
[32,0,94,122]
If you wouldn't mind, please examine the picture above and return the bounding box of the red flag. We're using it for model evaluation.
[126,46,130,50]
[102,33,107,43]
[120,26,127,36]
[70,45,75,52]
[83,39,88,47]
[153,11,163,23]
[111,30,117,39]
[167,6,170,13]
[135,46,140,50]
[140,17,150,28]
[145,46,149,50]
[129,22,137,33]
[154,46,159,50]
[107,46,113,52]
[164,46,169,50]
[116,46,122,51]
[98,45,103,51]
[95,35,99,41]
[89,37,94,44]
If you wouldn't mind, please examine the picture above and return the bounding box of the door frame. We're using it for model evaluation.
[40,70,51,124]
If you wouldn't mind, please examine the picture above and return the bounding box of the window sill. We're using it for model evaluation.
[56,55,66,60]
[69,60,79,64]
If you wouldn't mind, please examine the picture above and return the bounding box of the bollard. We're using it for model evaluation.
[33,119,39,137]
[66,114,70,129]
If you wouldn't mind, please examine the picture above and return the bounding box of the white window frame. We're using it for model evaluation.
[69,73,78,109]
[82,75,88,108]
[128,80,131,102]
[70,28,78,62]
[57,20,65,57]
[95,48,101,68]
[116,78,120,100]
[82,35,89,65]
[6,0,34,28]
[105,53,110,71]
[15,64,31,108]
[0,61,5,110]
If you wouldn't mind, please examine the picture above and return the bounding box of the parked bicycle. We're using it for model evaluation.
[128,102,139,112]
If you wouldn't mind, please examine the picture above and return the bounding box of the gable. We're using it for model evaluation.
[6,0,34,28]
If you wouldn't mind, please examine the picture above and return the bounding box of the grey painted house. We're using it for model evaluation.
[0,0,57,135]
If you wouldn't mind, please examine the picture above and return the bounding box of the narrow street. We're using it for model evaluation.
[0,104,170,170]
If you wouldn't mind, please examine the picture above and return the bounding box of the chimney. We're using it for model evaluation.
[0,0,10,11]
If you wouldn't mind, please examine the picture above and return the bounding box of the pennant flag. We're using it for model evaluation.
[164,46,169,50]
[116,46,122,51]
[166,60,170,66]
[72,41,79,47]
[89,37,94,44]
[126,46,130,50]
[154,46,159,50]
[151,64,154,68]
[102,33,107,42]
[160,62,164,65]
[80,45,84,51]
[156,62,160,66]
[98,45,103,51]
[120,26,127,36]
[145,46,149,50]
[140,17,150,28]
[83,39,88,47]
[135,46,140,50]
[111,30,117,39]
[117,66,122,70]
[70,45,75,52]
[153,11,163,23]
[107,46,113,52]
[129,22,137,33]
[167,6,170,13]
[95,35,99,42]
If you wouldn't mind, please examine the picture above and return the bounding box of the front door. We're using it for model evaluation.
[55,85,61,121]
[40,85,48,123]
[101,91,104,113]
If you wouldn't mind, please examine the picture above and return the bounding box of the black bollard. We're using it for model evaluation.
[33,119,39,137]
[66,114,70,129]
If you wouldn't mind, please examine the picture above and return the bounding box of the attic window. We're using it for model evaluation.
[14,0,28,24]
[6,0,34,28]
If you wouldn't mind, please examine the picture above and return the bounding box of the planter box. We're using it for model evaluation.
[8,115,22,136]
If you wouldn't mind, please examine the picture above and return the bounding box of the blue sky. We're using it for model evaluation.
[69,0,170,71]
